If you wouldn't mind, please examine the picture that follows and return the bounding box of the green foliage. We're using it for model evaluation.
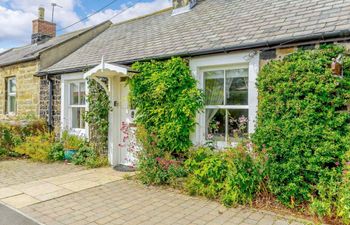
[72,145,108,168]
[13,133,53,162]
[136,126,187,185]
[338,151,350,224]
[48,143,65,161]
[253,44,350,207]
[0,119,47,158]
[84,79,111,155]
[61,131,85,150]
[130,57,204,154]
[184,144,266,206]
[309,171,340,218]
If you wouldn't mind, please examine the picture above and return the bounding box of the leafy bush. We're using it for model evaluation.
[72,145,108,168]
[185,144,266,206]
[253,44,350,207]
[129,57,204,154]
[48,143,65,161]
[13,133,53,162]
[61,131,85,150]
[0,119,47,158]
[136,126,187,185]
[72,145,96,165]
[337,151,350,224]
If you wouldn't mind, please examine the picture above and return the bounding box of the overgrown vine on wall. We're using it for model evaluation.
[84,78,111,156]
[128,57,204,185]
[253,44,350,221]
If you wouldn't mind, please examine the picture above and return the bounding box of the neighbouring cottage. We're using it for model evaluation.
[32,0,350,166]
[0,7,112,123]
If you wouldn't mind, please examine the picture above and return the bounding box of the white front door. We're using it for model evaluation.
[117,81,136,166]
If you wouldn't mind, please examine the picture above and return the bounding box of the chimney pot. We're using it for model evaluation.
[172,0,197,16]
[32,7,56,44]
[38,7,45,20]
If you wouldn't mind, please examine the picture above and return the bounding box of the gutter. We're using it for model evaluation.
[47,75,53,132]
[38,29,350,76]
[0,56,39,68]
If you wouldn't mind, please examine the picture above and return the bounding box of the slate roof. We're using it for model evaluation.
[0,27,92,67]
[44,0,350,74]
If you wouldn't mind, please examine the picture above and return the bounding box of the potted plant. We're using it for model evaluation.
[61,131,84,161]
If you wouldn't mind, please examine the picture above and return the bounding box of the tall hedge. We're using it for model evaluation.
[253,45,350,207]
[129,57,204,154]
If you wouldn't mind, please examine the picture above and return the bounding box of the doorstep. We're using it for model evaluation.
[0,167,134,209]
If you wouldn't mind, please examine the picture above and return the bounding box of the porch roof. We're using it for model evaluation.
[83,59,137,80]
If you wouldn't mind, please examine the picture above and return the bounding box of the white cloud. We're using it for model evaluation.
[82,0,172,26]
[0,0,172,48]
[0,48,7,53]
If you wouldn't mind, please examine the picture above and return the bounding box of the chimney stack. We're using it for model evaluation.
[32,7,56,44]
[172,0,197,15]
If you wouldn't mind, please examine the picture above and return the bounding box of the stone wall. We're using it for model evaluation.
[39,75,61,134]
[260,41,350,67]
[0,60,40,116]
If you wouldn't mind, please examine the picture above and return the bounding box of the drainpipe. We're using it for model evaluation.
[47,75,53,133]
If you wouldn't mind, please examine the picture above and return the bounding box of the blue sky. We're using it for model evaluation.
[0,0,171,52]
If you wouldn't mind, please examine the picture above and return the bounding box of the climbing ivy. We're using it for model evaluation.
[129,57,204,154]
[84,78,112,156]
[253,44,350,208]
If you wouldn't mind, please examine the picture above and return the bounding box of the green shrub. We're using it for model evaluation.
[72,145,96,165]
[309,171,340,218]
[136,126,187,185]
[185,144,266,206]
[253,44,350,207]
[48,143,65,161]
[185,147,227,199]
[13,133,53,162]
[0,119,47,158]
[338,151,350,224]
[62,131,85,150]
[129,57,204,154]
[72,145,108,168]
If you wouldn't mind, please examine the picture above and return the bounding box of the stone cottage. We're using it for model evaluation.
[11,0,350,166]
[0,7,112,123]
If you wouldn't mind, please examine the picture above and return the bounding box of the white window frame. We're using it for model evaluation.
[61,73,88,137]
[189,51,259,147]
[6,77,16,115]
[203,65,249,144]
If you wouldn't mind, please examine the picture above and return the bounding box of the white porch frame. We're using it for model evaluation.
[83,58,133,166]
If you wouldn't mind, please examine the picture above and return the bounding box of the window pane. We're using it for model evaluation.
[226,69,248,105]
[204,70,224,105]
[227,109,249,141]
[71,107,85,129]
[70,83,79,105]
[8,96,16,113]
[79,82,86,105]
[9,78,16,93]
[206,109,225,141]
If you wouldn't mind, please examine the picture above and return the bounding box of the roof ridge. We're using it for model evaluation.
[35,20,112,56]
[111,7,172,27]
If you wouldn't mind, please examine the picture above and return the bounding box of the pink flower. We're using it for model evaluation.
[336,162,340,166]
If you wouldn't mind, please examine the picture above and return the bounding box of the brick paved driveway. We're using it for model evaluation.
[0,160,312,225]
[21,181,309,225]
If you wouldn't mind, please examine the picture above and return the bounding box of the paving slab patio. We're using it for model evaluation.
[0,160,129,209]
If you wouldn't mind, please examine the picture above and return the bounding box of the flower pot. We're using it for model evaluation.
[64,149,77,161]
